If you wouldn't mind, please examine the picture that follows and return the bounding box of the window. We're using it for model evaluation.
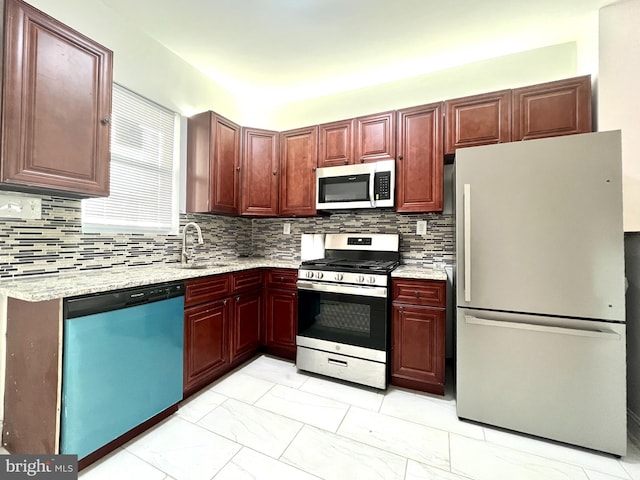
[82,84,180,235]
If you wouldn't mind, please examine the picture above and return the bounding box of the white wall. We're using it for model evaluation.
[599,0,640,233]
[269,43,580,131]
[26,0,240,119]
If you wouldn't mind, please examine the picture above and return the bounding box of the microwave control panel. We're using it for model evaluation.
[374,172,392,200]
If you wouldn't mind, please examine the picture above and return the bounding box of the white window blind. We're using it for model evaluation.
[82,84,180,235]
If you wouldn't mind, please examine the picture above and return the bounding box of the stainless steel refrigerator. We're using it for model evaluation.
[455,130,626,456]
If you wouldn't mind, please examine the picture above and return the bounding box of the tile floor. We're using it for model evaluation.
[77,355,640,480]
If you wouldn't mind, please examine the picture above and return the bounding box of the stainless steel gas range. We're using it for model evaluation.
[296,233,400,389]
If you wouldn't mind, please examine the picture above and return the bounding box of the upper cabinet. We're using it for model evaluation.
[241,127,280,216]
[396,103,443,213]
[512,75,592,141]
[355,111,396,163]
[444,90,511,156]
[318,119,354,167]
[1,0,113,197]
[186,111,241,215]
[279,126,318,217]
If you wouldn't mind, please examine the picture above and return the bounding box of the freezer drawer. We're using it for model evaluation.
[456,308,626,456]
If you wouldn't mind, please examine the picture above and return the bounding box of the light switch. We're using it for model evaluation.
[283,223,291,235]
[416,220,427,235]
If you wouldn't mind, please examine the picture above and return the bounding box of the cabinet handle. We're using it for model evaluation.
[344,159,349,165]
[399,306,404,312]
[398,154,403,160]
[359,157,365,163]
[273,171,278,176]
[101,117,110,125]
[312,167,316,172]
[279,276,284,282]
[236,296,240,302]
[236,166,241,172]
[223,299,228,305]
[414,291,420,298]
[292,292,296,297]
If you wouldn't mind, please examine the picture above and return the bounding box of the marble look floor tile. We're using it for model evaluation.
[237,355,309,389]
[125,416,241,480]
[254,384,349,432]
[198,398,303,458]
[299,375,384,411]
[177,389,227,423]
[406,460,473,480]
[380,388,484,440]
[483,427,630,478]
[450,433,590,480]
[211,372,275,404]
[338,406,450,470]
[585,470,632,480]
[79,448,165,480]
[282,425,407,480]
[214,447,320,480]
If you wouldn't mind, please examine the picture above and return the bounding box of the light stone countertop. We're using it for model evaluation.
[0,258,301,302]
[391,264,449,281]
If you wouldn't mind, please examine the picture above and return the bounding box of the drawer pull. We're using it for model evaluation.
[328,358,348,367]
[414,291,420,298]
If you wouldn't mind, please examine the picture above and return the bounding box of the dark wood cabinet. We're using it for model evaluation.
[183,269,262,395]
[512,75,592,141]
[355,111,396,163]
[184,299,229,392]
[279,126,318,216]
[318,119,355,167]
[186,111,240,214]
[264,269,298,360]
[241,127,280,216]
[391,278,446,395]
[230,290,261,363]
[396,103,443,213]
[1,0,112,197]
[444,90,511,155]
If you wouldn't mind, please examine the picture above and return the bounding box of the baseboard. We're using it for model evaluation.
[628,409,640,449]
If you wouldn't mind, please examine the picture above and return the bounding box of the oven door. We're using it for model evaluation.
[296,280,388,351]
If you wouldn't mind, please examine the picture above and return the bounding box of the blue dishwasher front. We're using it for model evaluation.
[61,282,184,460]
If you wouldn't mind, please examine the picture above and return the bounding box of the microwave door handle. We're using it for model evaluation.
[369,170,375,207]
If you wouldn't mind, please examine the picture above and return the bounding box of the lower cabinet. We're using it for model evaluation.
[391,278,446,395]
[263,268,298,360]
[183,269,262,395]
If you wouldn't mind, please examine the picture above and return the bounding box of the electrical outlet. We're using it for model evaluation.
[416,220,427,235]
[283,222,291,235]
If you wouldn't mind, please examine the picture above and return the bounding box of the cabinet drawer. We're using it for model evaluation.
[231,269,263,293]
[185,275,231,307]
[265,268,298,289]
[392,279,446,307]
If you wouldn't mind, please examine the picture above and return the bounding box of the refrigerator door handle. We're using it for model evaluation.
[463,184,471,302]
[464,315,621,340]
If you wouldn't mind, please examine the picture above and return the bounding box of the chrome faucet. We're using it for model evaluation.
[181,222,204,265]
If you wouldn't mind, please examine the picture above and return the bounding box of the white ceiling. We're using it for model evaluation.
[99,0,615,104]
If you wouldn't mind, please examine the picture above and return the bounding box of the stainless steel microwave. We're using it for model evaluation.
[316,159,395,210]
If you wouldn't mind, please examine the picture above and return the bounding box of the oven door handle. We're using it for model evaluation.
[296,280,387,298]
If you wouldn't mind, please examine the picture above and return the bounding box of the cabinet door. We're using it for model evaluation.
[512,75,592,141]
[355,111,396,163]
[444,90,511,155]
[211,114,241,214]
[2,0,112,197]
[319,119,355,167]
[279,126,318,216]
[391,304,445,395]
[396,103,443,213]
[184,299,229,392]
[241,127,280,216]
[230,291,261,362]
[264,288,298,360]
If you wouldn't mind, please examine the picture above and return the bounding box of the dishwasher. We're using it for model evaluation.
[61,281,184,461]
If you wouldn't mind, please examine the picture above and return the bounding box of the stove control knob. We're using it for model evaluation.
[334,273,344,281]
[316,272,324,279]
[306,271,314,279]
[357,275,365,283]
[367,276,376,284]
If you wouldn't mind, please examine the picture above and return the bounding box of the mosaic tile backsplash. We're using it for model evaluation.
[0,196,454,279]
